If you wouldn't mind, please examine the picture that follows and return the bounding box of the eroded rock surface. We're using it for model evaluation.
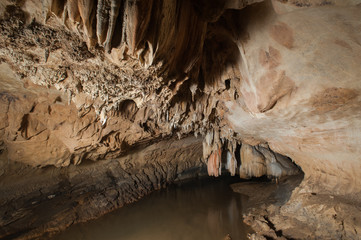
[0,0,360,239]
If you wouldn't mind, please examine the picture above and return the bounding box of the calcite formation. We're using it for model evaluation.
[0,0,360,239]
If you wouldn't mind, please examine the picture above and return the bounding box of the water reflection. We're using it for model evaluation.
[51,176,251,240]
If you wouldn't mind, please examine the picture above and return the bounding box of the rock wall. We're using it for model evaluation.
[226,0,361,196]
[0,0,361,238]
[0,61,155,167]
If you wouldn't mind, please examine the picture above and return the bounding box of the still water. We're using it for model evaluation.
[51,176,251,240]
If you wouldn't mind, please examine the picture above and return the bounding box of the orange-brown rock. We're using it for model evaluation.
[0,0,361,239]
[226,1,361,196]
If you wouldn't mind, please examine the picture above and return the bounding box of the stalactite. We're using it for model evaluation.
[11,0,303,181]
[226,142,237,176]
[51,0,65,18]
[256,145,300,178]
[42,0,52,23]
[207,147,222,177]
[96,0,110,46]
[203,128,224,177]
[104,0,121,53]
[78,0,96,47]
[133,0,154,66]
[225,140,237,176]
[66,0,81,24]
[239,144,267,178]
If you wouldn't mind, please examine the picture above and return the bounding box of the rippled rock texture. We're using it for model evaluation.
[0,0,360,239]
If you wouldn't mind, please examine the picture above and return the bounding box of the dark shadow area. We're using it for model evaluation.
[111,0,125,49]
[117,99,139,121]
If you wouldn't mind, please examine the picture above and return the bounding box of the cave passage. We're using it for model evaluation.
[50,176,253,240]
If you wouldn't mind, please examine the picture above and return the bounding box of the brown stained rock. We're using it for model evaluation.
[0,65,150,166]
[269,22,294,49]
[259,46,282,69]
[310,87,358,113]
[228,1,361,199]
[17,114,47,140]
[256,70,295,112]
[207,147,222,177]
[334,39,353,50]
